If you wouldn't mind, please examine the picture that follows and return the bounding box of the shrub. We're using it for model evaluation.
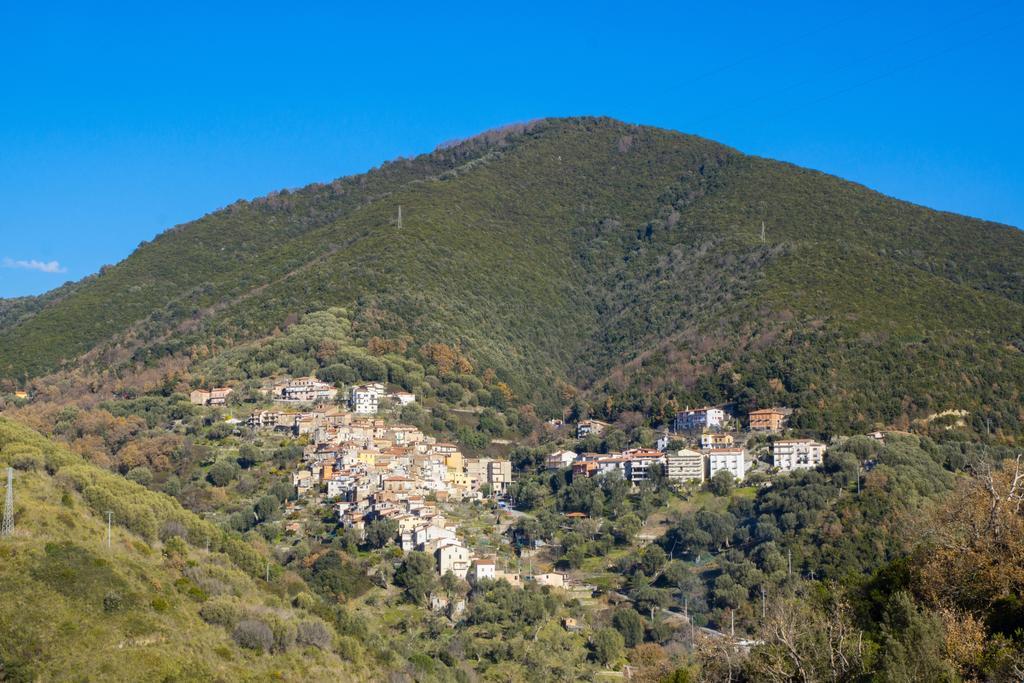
[160,519,189,542]
[200,596,242,627]
[232,619,274,652]
[125,466,153,487]
[151,597,170,612]
[103,591,125,612]
[268,615,297,653]
[296,619,333,650]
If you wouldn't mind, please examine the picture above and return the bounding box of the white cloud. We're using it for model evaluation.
[2,257,68,274]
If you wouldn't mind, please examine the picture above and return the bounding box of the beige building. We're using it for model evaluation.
[576,419,610,439]
[487,459,513,494]
[190,387,233,406]
[667,448,705,483]
[749,408,787,432]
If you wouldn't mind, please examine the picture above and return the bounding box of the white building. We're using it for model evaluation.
[436,542,471,579]
[545,450,578,469]
[674,407,726,433]
[624,454,666,484]
[471,558,496,583]
[772,439,826,472]
[709,448,747,482]
[350,383,385,414]
[666,449,706,483]
[388,391,416,406]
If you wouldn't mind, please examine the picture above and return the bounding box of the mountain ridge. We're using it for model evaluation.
[3,116,1023,436]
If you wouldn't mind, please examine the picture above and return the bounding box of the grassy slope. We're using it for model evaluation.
[0,417,366,681]
[2,117,1024,432]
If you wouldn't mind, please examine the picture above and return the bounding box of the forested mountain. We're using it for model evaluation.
[3,117,1024,437]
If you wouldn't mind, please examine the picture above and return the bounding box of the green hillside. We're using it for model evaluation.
[0,417,374,681]
[2,117,1023,436]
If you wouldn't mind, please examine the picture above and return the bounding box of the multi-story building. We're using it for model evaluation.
[465,458,491,489]
[700,432,734,450]
[436,542,471,579]
[190,387,233,406]
[487,459,513,494]
[749,408,787,432]
[470,558,496,583]
[623,451,666,484]
[350,383,385,414]
[772,439,826,471]
[545,450,578,469]
[666,448,706,483]
[674,407,726,433]
[709,448,747,482]
[576,419,611,439]
[280,377,337,403]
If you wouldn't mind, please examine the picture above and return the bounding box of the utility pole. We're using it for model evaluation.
[105,511,113,549]
[760,220,766,244]
[788,549,792,579]
[265,561,270,583]
[1,467,13,537]
[397,205,402,230]
[730,609,735,638]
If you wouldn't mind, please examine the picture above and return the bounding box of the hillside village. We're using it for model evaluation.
[192,375,846,595]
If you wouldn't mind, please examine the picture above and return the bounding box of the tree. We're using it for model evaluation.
[207,459,237,487]
[254,494,279,523]
[237,444,265,468]
[640,545,668,576]
[364,517,398,549]
[706,469,735,496]
[612,607,644,647]
[591,627,625,666]
[612,512,642,545]
[876,592,958,682]
[395,551,437,605]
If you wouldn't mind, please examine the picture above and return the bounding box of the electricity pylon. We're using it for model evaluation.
[1,467,13,537]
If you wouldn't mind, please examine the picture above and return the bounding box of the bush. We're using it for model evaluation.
[296,619,333,650]
[232,619,274,652]
[103,591,125,612]
[125,466,153,487]
[200,596,242,627]
[159,520,189,542]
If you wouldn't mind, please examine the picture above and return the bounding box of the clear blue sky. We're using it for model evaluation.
[1,1,1022,297]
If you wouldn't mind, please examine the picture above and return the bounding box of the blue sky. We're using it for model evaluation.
[1,1,1022,297]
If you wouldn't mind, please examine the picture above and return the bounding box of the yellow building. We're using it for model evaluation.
[445,451,464,472]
